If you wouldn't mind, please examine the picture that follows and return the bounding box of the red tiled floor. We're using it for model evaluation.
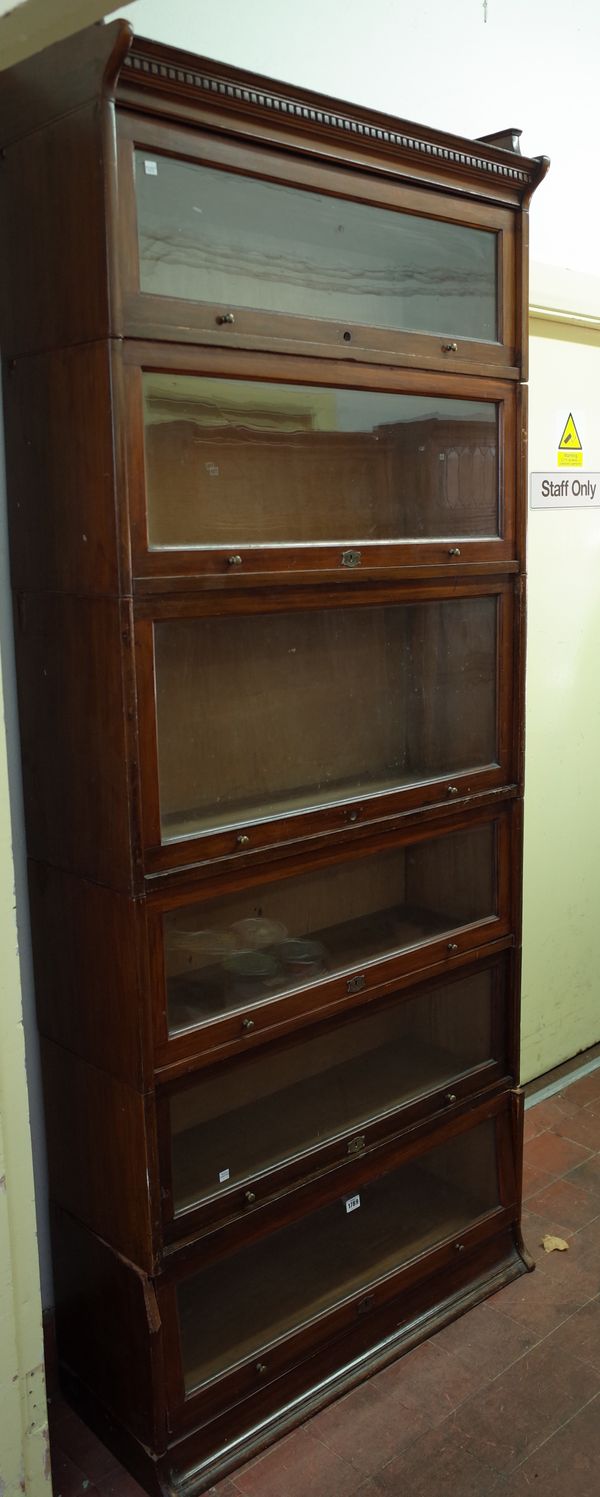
[233,1425,365,1497]
[525,1172,600,1231]
[374,1422,505,1496]
[521,1160,555,1198]
[524,1130,592,1179]
[560,1070,600,1106]
[48,1062,600,1496]
[551,1106,600,1151]
[307,1372,429,1475]
[448,1337,600,1473]
[504,1391,600,1496]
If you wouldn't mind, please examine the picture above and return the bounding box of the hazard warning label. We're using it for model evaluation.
[557,413,583,467]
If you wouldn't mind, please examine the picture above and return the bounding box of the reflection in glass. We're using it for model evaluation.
[135,153,497,340]
[143,374,498,548]
[164,822,496,1032]
[155,597,498,842]
[169,967,496,1212]
[177,1121,499,1390]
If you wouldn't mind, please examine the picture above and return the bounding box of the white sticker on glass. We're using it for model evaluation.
[144,160,158,176]
[345,1194,361,1214]
[218,1168,230,1184]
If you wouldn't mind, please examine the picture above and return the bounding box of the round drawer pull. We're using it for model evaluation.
[442,341,458,352]
[448,547,461,557]
[447,784,459,796]
[245,1190,257,1206]
[217,312,235,325]
[237,834,250,847]
[447,942,459,954]
[444,1091,457,1106]
[242,1017,255,1032]
[228,554,243,566]
[256,1361,267,1375]
[455,1241,465,1253]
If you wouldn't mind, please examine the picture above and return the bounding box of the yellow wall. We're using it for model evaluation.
[0,644,48,1495]
[521,275,600,1080]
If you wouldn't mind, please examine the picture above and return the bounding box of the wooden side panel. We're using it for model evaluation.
[28,861,150,1088]
[0,20,131,147]
[2,343,124,596]
[0,102,113,356]
[14,592,139,891]
[42,1040,159,1270]
[51,1205,166,1451]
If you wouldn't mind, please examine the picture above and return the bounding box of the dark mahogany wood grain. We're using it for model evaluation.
[13,592,141,891]
[0,20,545,1492]
[41,1038,160,1270]
[28,861,151,1088]
[3,344,126,596]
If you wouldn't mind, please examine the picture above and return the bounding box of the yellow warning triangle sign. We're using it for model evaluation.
[558,413,582,451]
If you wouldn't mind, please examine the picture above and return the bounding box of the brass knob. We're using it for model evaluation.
[237,833,250,847]
[245,1190,256,1206]
[228,554,242,566]
[217,312,235,325]
[448,547,461,557]
[256,1361,267,1375]
[442,341,458,352]
[242,1018,255,1032]
[445,1091,457,1105]
[447,942,458,953]
[447,785,459,796]
[455,1241,465,1253]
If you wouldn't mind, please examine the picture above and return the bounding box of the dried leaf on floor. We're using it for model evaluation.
[540,1233,569,1253]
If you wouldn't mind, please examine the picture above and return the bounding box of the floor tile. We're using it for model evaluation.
[374,1339,481,1424]
[50,1408,119,1484]
[374,1422,504,1496]
[526,1173,600,1231]
[234,1425,364,1497]
[551,1109,600,1151]
[310,1373,428,1476]
[450,1337,600,1473]
[522,1162,554,1199]
[432,1299,538,1374]
[527,1098,574,1130]
[505,1391,600,1495]
[542,1297,600,1372]
[565,1153,600,1192]
[488,1256,592,1336]
[561,1070,600,1107]
[51,1445,100,1497]
[521,1205,576,1246]
[95,1473,146,1497]
[568,1218,600,1295]
[524,1131,591,1179]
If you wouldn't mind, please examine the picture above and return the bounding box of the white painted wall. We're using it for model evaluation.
[120,0,600,276]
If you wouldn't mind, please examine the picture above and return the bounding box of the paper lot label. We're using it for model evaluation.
[530,474,600,509]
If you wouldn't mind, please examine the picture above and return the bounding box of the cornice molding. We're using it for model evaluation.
[120,41,545,195]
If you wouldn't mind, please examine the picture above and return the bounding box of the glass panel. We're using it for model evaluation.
[164,821,496,1033]
[135,153,497,341]
[177,1120,499,1391]
[143,374,498,548]
[155,597,498,842]
[169,968,495,1212]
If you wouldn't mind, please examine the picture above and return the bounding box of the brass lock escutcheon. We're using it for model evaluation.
[341,549,362,568]
[347,1134,366,1157]
[347,973,366,995]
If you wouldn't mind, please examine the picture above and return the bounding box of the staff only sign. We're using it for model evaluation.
[531,410,600,508]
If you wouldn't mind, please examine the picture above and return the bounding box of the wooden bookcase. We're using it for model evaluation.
[0,22,548,1493]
